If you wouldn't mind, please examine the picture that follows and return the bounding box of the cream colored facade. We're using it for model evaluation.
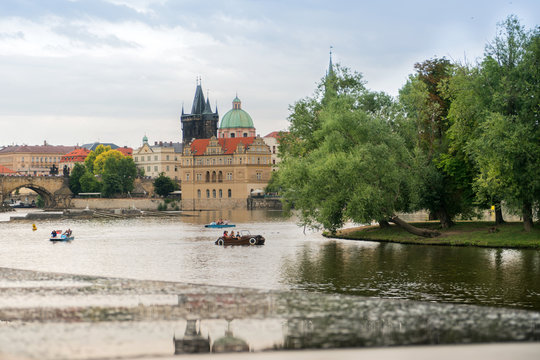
[133,139,182,179]
[0,144,75,176]
[180,136,272,210]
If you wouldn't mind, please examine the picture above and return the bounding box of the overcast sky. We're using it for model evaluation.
[0,0,538,149]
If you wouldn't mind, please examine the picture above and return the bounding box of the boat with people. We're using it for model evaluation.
[215,230,265,246]
[205,219,235,228]
[50,229,74,242]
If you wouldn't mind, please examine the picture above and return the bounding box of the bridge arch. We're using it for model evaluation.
[1,176,72,209]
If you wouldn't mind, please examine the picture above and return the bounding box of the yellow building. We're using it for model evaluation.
[133,136,183,179]
[180,136,272,210]
[0,142,75,176]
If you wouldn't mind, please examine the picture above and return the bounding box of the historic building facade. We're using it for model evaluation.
[133,136,183,179]
[217,96,256,138]
[0,143,75,175]
[181,81,219,144]
[59,148,91,170]
[180,136,272,209]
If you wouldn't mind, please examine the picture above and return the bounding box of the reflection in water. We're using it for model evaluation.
[211,319,250,353]
[173,319,210,354]
[281,241,540,309]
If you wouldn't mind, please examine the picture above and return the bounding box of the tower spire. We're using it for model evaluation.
[327,46,334,77]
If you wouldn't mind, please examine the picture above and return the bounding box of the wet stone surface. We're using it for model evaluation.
[0,267,539,359]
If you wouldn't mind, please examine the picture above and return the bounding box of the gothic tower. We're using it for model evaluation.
[181,79,219,144]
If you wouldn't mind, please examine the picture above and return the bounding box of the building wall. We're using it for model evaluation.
[180,136,272,210]
[134,142,182,179]
[0,145,75,175]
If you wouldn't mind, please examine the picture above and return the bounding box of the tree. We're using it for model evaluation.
[79,171,101,193]
[93,149,125,175]
[472,16,539,231]
[84,145,111,174]
[278,63,438,237]
[153,173,178,197]
[399,57,477,228]
[101,156,137,196]
[68,163,86,195]
[448,15,539,231]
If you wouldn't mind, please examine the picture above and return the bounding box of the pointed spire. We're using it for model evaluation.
[191,78,206,114]
[215,101,219,116]
[203,97,213,114]
[181,102,184,115]
[327,46,335,77]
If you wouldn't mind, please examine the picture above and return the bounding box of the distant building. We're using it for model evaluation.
[60,148,91,170]
[181,80,219,144]
[0,142,75,175]
[263,131,285,168]
[80,142,120,151]
[218,96,256,139]
[180,135,272,209]
[133,135,183,179]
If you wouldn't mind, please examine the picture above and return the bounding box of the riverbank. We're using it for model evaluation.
[0,267,539,359]
[328,221,540,249]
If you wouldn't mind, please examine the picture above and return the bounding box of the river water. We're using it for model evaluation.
[1,208,539,310]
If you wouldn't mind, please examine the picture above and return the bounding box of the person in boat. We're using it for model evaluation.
[217,219,223,225]
[51,230,57,238]
[223,230,228,238]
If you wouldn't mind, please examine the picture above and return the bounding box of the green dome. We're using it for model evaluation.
[219,97,254,129]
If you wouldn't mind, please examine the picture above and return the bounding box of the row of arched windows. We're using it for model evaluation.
[205,171,223,183]
[197,189,232,199]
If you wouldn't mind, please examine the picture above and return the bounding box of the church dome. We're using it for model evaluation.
[219,97,254,129]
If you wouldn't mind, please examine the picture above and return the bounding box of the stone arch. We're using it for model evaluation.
[7,184,56,208]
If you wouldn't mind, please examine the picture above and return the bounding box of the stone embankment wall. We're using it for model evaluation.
[71,198,162,210]
[247,197,282,210]
[181,198,246,211]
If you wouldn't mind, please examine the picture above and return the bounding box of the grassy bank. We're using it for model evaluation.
[327,221,540,249]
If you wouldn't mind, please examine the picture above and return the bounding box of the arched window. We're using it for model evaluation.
[205,171,210,183]
[231,133,235,138]
[228,189,232,198]
[212,171,217,183]
[243,133,248,137]
[206,189,210,198]
[212,189,216,198]
[218,171,223,182]
[197,189,201,198]
[219,189,222,198]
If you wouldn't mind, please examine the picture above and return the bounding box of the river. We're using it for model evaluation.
[1,208,539,310]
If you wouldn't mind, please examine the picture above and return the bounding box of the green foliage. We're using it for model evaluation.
[36,195,44,208]
[157,202,167,211]
[94,150,124,175]
[153,173,178,197]
[79,171,101,193]
[278,66,413,232]
[101,156,137,196]
[84,145,111,174]
[69,163,86,194]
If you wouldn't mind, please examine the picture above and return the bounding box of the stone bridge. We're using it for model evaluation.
[0,175,73,208]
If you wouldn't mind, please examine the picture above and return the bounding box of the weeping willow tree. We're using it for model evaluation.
[277,63,438,237]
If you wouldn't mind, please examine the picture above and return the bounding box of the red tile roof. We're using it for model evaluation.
[116,147,133,157]
[60,148,90,163]
[264,131,287,139]
[190,137,256,156]
[0,165,16,174]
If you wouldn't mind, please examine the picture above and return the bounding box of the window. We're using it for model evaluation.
[272,146,276,154]
[134,156,138,161]
[206,189,210,198]
[228,189,232,198]
[166,165,170,171]
[239,157,242,164]
[196,173,202,181]
[273,159,276,164]
[197,189,201,198]
[227,172,233,180]
[166,155,169,161]
[219,189,222,198]
[154,166,158,171]
[147,156,151,161]
[256,172,262,180]
[231,133,235,138]
[243,133,248,137]
[212,189,216,198]
[186,173,190,181]
[227,158,232,165]
[147,166,150,171]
